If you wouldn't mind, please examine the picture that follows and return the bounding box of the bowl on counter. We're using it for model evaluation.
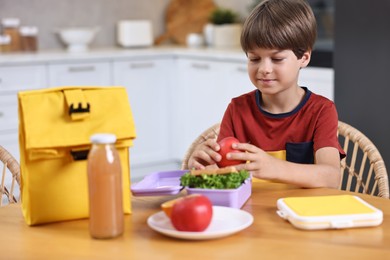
[57,27,99,53]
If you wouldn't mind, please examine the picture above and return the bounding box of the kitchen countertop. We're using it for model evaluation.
[0,46,249,66]
[0,45,333,68]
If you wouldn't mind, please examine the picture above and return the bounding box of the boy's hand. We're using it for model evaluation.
[187,139,221,169]
[228,142,276,180]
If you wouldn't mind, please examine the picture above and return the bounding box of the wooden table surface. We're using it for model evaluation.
[1,182,390,259]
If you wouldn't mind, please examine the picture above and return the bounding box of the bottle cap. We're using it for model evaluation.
[19,26,39,36]
[1,18,21,28]
[90,133,117,144]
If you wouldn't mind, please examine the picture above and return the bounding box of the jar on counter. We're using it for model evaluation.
[20,26,38,52]
[0,34,11,53]
[1,18,21,52]
[87,133,124,239]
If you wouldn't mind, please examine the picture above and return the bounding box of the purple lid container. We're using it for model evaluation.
[131,170,186,196]
[130,170,252,208]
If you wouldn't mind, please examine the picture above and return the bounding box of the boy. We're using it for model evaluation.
[187,0,345,188]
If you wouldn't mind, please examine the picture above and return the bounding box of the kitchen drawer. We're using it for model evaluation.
[48,61,111,86]
[0,65,47,93]
[0,94,18,131]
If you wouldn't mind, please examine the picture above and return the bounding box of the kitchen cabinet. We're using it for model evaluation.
[113,58,176,178]
[0,64,47,94]
[0,64,47,162]
[0,64,47,197]
[299,67,334,101]
[0,94,19,132]
[48,61,111,87]
[172,58,253,160]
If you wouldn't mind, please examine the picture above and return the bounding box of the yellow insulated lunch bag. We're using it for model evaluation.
[18,86,136,225]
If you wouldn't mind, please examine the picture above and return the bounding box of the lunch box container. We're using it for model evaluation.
[276,195,383,230]
[131,170,251,209]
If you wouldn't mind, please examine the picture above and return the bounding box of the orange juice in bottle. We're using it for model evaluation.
[87,133,124,239]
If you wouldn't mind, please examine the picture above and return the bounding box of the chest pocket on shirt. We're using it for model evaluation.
[286,142,314,164]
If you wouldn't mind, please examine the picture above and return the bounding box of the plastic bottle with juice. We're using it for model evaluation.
[87,133,124,239]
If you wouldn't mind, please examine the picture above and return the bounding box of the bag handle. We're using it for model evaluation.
[63,89,90,120]
[70,150,89,160]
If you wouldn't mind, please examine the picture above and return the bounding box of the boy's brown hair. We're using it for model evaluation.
[241,0,317,59]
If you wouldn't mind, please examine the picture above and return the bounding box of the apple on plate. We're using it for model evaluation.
[169,194,213,232]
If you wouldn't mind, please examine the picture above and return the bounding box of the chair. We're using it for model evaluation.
[181,123,220,170]
[181,121,389,198]
[0,145,21,206]
[338,121,389,198]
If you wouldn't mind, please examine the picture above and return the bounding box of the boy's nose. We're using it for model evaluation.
[258,60,272,74]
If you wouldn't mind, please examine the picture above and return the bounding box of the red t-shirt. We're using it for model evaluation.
[218,88,345,163]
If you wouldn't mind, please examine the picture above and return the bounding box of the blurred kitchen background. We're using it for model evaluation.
[1,0,390,184]
[0,0,333,54]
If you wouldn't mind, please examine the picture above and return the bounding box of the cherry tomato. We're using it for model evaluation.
[217,136,244,167]
[170,194,213,232]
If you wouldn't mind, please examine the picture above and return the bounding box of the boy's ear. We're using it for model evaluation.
[300,51,311,68]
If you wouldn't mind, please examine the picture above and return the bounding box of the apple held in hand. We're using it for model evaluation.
[217,137,244,168]
[170,194,213,232]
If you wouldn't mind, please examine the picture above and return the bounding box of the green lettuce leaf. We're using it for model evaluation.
[180,170,250,189]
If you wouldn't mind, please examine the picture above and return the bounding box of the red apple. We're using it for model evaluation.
[170,194,213,232]
[217,136,244,167]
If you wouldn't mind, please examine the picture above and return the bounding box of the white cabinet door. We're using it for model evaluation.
[113,58,174,173]
[0,64,47,93]
[173,58,253,160]
[0,64,47,162]
[220,61,254,103]
[173,58,224,159]
[48,61,111,87]
[174,59,224,159]
[299,67,334,101]
[0,94,18,132]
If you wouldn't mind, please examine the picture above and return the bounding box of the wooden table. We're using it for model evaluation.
[1,182,390,259]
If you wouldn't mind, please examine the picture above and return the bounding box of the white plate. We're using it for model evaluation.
[147,206,254,240]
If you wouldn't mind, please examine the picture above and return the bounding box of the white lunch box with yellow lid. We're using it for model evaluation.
[276,195,383,230]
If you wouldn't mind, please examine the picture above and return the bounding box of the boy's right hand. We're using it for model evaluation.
[187,139,221,169]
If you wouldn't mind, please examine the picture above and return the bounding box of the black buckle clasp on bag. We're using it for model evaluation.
[69,102,90,115]
[70,150,89,161]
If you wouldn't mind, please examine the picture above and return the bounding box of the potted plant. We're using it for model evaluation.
[210,8,237,25]
[203,8,241,48]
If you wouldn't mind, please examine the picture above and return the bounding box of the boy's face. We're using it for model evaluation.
[246,48,311,96]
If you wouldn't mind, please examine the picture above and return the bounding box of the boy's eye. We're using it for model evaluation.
[272,58,284,62]
[248,57,260,62]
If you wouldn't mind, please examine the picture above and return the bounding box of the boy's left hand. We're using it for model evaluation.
[228,142,276,180]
